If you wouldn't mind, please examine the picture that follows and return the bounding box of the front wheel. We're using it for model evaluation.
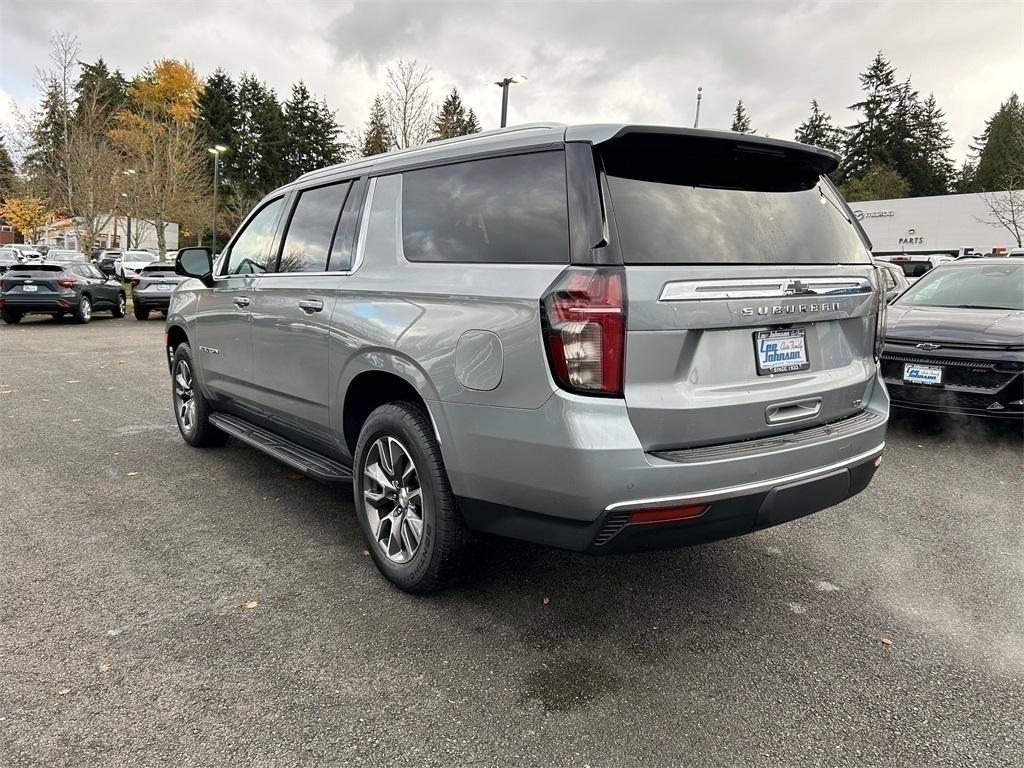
[74,295,92,324]
[171,343,228,447]
[353,401,472,593]
[112,292,126,318]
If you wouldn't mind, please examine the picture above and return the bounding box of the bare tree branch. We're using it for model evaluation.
[384,60,434,150]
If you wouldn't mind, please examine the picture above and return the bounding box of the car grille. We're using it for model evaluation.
[886,385,1013,412]
[880,354,1017,392]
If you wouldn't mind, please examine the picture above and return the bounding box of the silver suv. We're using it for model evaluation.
[167,124,889,592]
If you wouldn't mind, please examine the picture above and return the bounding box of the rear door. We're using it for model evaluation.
[597,132,879,450]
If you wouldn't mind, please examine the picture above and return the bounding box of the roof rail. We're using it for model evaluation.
[295,122,567,184]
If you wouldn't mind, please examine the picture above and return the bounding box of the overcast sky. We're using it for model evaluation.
[1,0,1021,163]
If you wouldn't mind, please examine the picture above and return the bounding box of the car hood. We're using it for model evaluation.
[886,304,1024,347]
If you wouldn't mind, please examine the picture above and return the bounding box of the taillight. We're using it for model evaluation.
[541,267,626,397]
[872,268,887,361]
[131,278,140,287]
[57,275,76,288]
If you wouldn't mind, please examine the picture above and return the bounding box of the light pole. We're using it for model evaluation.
[122,169,136,253]
[208,145,227,254]
[693,86,703,128]
[494,74,527,128]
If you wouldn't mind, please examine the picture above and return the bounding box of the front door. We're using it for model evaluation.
[250,180,358,446]
[196,195,286,408]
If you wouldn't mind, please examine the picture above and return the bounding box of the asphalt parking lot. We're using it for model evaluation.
[1,315,1022,767]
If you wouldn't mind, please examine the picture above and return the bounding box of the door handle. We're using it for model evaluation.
[233,296,251,308]
[298,299,324,313]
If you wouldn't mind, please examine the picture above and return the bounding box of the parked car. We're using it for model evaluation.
[120,250,158,280]
[0,247,18,274]
[1,260,126,323]
[874,259,911,303]
[130,262,186,320]
[880,257,1024,418]
[7,244,43,262]
[95,249,123,277]
[883,253,956,283]
[166,123,889,592]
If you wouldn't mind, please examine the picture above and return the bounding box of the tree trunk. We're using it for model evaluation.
[156,217,167,260]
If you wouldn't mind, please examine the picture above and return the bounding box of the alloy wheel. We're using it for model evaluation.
[80,297,91,321]
[173,359,196,434]
[363,436,424,564]
[118,295,126,315]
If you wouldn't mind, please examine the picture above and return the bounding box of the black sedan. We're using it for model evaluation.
[880,258,1024,418]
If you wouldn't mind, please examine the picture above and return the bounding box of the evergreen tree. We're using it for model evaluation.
[282,82,345,177]
[910,93,955,196]
[794,99,844,154]
[22,81,70,200]
[841,164,910,202]
[198,69,239,152]
[0,132,15,197]
[234,74,288,196]
[730,99,753,134]
[430,88,479,141]
[971,93,1024,191]
[74,58,127,123]
[361,95,393,157]
[841,52,898,183]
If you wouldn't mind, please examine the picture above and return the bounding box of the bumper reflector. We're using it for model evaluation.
[628,504,709,525]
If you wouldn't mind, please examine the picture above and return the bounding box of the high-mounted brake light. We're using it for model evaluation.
[541,268,626,397]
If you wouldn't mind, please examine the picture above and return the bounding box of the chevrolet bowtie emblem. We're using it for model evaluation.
[915,343,942,350]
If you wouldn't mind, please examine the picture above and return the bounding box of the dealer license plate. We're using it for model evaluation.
[22,284,37,292]
[903,364,942,385]
[754,329,810,375]
[156,284,172,291]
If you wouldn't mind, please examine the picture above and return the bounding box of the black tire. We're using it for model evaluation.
[1,309,22,324]
[112,292,126,318]
[134,304,150,321]
[74,295,92,324]
[353,401,472,594]
[170,343,228,448]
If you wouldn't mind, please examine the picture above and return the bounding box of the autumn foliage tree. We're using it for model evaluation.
[0,194,54,242]
[111,60,210,257]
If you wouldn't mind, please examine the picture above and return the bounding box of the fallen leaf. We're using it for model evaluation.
[361,549,370,556]
[126,472,139,477]
[70,418,81,423]
[99,664,110,673]
[651,625,658,631]
[244,600,259,609]
[880,635,893,646]
[57,688,71,695]
[290,473,303,480]
[542,596,550,605]
[65,380,79,384]
[117,360,126,365]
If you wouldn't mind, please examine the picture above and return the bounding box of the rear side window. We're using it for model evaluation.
[601,135,870,265]
[401,151,569,264]
[277,181,352,273]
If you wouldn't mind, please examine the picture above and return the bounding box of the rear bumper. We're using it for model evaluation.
[436,370,889,551]
[1,296,77,313]
[133,294,172,309]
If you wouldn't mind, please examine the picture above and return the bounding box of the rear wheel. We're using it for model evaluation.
[171,343,228,447]
[1,309,22,324]
[134,304,149,321]
[74,295,92,324]
[353,401,471,593]
[112,292,126,318]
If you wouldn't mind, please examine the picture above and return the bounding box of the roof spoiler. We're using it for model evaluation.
[568,124,840,176]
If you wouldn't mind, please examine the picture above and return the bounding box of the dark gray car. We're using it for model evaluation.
[130,262,187,320]
[1,261,126,323]
[165,124,889,592]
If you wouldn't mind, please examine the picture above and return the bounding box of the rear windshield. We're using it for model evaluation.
[7,264,64,273]
[895,261,932,277]
[601,135,869,265]
[142,264,175,273]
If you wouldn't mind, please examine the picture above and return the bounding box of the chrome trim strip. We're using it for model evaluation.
[351,176,376,275]
[659,277,872,302]
[605,442,885,512]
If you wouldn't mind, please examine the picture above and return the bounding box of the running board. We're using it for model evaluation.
[209,413,352,483]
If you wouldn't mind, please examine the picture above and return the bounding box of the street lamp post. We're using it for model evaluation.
[494,75,527,128]
[121,171,136,249]
[693,86,703,129]
[208,145,227,254]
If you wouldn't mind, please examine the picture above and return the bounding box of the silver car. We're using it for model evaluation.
[166,123,889,592]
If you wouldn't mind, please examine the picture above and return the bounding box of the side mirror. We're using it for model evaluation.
[175,247,214,283]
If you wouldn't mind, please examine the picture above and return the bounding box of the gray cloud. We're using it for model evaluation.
[1,0,1021,161]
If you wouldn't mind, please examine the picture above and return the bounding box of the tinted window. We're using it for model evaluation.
[601,136,869,265]
[225,197,285,275]
[402,152,569,264]
[87,265,106,280]
[277,182,352,273]
[899,261,932,278]
[329,178,366,271]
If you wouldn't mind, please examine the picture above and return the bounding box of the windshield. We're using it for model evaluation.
[600,137,868,265]
[125,252,156,263]
[897,262,1024,311]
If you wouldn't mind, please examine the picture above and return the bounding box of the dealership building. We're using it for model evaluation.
[850,190,1017,258]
